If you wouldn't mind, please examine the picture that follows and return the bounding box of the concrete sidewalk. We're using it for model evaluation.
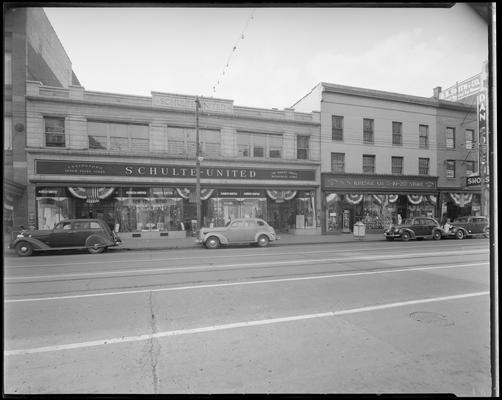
[113,232,386,251]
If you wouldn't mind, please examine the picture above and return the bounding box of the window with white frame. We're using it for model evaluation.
[332,115,343,141]
[45,117,65,147]
[166,126,220,157]
[391,156,403,174]
[297,135,310,159]
[88,121,149,152]
[465,129,475,150]
[236,132,282,159]
[331,152,345,173]
[363,118,374,144]
[446,160,456,178]
[465,161,476,176]
[419,158,430,175]
[363,154,375,174]
[419,124,429,148]
[4,117,12,150]
[392,121,402,145]
[446,127,455,149]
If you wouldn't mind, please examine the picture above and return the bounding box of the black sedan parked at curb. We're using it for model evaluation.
[384,217,445,242]
[9,218,121,256]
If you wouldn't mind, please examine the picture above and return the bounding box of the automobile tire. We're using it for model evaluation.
[205,236,220,249]
[86,235,106,254]
[15,241,33,257]
[455,229,465,240]
[401,231,411,242]
[483,227,490,238]
[432,230,442,240]
[257,235,269,247]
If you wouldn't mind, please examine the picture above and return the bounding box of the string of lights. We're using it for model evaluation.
[210,8,255,97]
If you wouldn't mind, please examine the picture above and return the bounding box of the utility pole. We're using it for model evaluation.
[195,96,201,234]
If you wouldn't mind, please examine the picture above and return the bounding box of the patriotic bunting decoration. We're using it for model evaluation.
[407,194,424,205]
[428,195,437,205]
[266,190,297,202]
[326,193,340,203]
[68,187,115,203]
[388,194,399,203]
[176,188,214,200]
[372,194,385,205]
[345,194,363,205]
[449,193,473,207]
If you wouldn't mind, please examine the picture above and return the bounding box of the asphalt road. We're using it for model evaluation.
[4,239,492,395]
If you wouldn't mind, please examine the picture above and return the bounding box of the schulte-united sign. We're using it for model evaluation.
[35,160,316,181]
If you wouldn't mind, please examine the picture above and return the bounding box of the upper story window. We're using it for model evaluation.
[88,121,149,152]
[332,115,344,141]
[166,126,220,157]
[418,157,430,175]
[465,129,475,150]
[5,52,12,85]
[236,132,282,159]
[362,154,375,174]
[446,160,456,178]
[446,127,456,149]
[331,152,345,173]
[391,156,403,175]
[297,135,310,160]
[45,117,65,147]
[419,124,429,148]
[363,118,374,144]
[4,117,12,151]
[392,121,402,146]
[465,161,476,176]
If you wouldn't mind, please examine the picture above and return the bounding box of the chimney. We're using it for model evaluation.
[433,86,442,99]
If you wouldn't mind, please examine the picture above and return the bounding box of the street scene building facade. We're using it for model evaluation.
[292,82,480,234]
[25,82,321,238]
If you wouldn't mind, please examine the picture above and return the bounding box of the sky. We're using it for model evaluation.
[43,4,489,110]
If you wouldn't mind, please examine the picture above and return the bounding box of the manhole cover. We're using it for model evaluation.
[409,311,455,326]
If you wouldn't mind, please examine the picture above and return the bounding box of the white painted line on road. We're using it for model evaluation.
[4,249,488,282]
[4,291,489,356]
[5,242,488,269]
[5,261,489,303]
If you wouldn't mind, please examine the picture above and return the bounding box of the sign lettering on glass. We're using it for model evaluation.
[35,160,316,181]
[322,174,437,190]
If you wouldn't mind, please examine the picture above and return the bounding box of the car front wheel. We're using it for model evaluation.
[401,231,411,242]
[455,229,465,240]
[432,230,442,240]
[205,236,220,249]
[257,235,269,247]
[15,241,33,257]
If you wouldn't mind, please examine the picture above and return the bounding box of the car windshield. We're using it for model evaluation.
[403,219,413,225]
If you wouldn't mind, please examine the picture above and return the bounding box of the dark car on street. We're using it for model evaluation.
[197,218,279,249]
[447,216,489,239]
[9,218,121,256]
[384,217,444,241]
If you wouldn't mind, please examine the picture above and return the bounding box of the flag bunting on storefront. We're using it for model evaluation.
[266,190,297,202]
[372,194,384,205]
[68,187,115,203]
[344,194,363,205]
[428,195,437,205]
[388,194,399,203]
[176,188,214,200]
[450,193,473,207]
[326,193,340,203]
[407,194,424,205]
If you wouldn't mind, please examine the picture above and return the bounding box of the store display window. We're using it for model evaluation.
[36,187,70,229]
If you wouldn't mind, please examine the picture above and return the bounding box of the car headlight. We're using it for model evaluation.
[16,234,24,238]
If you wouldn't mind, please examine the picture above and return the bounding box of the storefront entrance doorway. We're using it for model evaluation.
[75,200,115,230]
[268,201,291,232]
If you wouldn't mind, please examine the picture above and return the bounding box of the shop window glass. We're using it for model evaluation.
[419,157,430,175]
[202,129,221,157]
[297,135,310,160]
[110,137,129,151]
[45,117,65,147]
[465,161,476,176]
[392,121,402,145]
[446,127,455,149]
[88,121,149,152]
[36,188,69,229]
[419,124,429,148]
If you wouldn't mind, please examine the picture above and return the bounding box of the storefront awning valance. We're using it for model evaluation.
[68,187,115,203]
